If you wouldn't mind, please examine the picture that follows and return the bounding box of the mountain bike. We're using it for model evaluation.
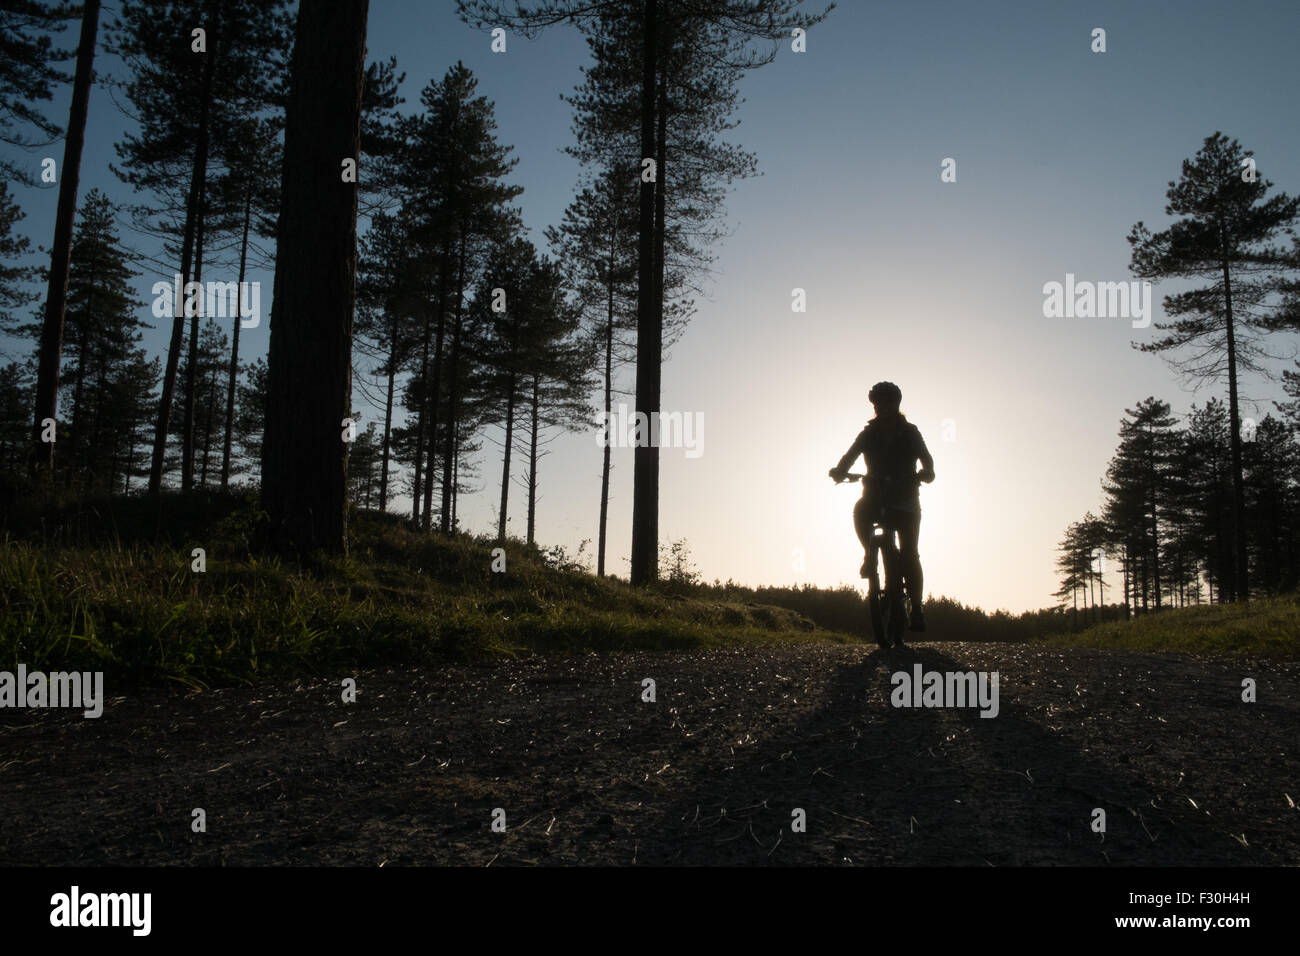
[834,472,918,649]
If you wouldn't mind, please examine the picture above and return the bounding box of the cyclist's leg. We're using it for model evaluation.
[852,494,875,549]
[894,510,926,629]
[854,497,889,646]
[852,495,875,577]
[895,511,922,601]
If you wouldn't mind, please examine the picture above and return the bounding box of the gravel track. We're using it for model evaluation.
[2,642,1296,866]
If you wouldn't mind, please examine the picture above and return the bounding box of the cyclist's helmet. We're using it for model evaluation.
[868,381,902,405]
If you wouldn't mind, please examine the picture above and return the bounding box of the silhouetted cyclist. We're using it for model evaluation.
[828,381,935,631]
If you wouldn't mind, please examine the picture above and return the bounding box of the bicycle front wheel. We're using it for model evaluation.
[868,591,890,649]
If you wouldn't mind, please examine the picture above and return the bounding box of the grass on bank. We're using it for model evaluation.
[4,490,1296,690]
[0,492,850,690]
[1034,591,1300,657]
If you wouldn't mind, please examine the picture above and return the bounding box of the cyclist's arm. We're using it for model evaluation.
[914,428,935,482]
[829,431,866,481]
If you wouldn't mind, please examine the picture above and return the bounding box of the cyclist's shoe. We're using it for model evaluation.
[909,606,927,632]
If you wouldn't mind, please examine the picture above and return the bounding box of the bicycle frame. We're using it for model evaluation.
[838,472,913,647]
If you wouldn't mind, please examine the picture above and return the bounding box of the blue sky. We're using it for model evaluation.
[7,0,1300,611]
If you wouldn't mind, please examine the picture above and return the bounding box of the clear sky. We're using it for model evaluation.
[7,0,1300,612]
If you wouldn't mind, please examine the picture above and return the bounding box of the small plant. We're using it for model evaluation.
[659,538,701,592]
[541,538,592,574]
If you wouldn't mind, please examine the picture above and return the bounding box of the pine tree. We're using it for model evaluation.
[0,182,38,336]
[1182,400,1234,602]
[230,354,266,482]
[209,115,279,490]
[1278,359,1300,432]
[14,189,158,494]
[1242,415,1299,595]
[394,63,522,532]
[0,0,72,185]
[57,190,151,493]
[358,56,406,216]
[1102,398,1180,612]
[545,167,638,573]
[104,351,159,493]
[347,420,383,508]
[1128,133,1300,601]
[1159,428,1202,607]
[519,256,593,545]
[30,0,99,479]
[0,362,33,476]
[1053,520,1088,627]
[170,317,228,488]
[457,0,834,583]
[110,0,292,492]
[356,210,419,513]
[476,245,594,544]
[474,237,536,542]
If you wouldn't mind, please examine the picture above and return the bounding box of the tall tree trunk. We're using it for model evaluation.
[379,311,399,512]
[411,304,431,522]
[69,262,96,473]
[527,373,539,545]
[498,373,516,543]
[200,354,216,487]
[1221,249,1248,601]
[451,431,460,530]
[630,0,660,585]
[1122,548,1130,619]
[440,240,467,534]
[91,361,107,488]
[149,2,218,494]
[183,179,209,492]
[124,432,135,494]
[597,273,614,576]
[260,0,368,556]
[30,0,100,479]
[1097,552,1105,612]
[419,247,452,529]
[1150,488,1161,610]
[221,181,253,490]
[69,324,87,472]
[1140,555,1148,612]
[364,447,372,508]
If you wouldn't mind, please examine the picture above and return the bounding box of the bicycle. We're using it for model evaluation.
[833,471,920,650]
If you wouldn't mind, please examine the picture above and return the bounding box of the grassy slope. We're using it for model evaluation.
[1035,591,1300,656]
[5,492,1297,689]
[0,495,853,689]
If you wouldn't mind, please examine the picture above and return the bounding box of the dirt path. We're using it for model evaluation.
[2,642,1296,865]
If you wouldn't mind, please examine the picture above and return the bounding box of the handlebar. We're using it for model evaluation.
[831,471,922,485]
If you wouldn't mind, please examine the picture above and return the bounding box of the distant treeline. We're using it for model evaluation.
[692,580,1114,642]
[1058,397,1300,616]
